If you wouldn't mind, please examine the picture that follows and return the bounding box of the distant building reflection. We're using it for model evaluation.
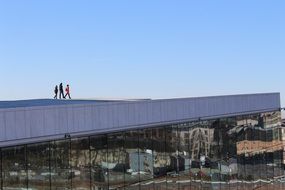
[1,111,284,190]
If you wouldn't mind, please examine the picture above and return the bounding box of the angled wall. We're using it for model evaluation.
[0,93,280,147]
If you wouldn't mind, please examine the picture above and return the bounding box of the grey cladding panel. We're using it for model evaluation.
[56,108,66,134]
[127,104,136,126]
[24,110,32,139]
[117,104,130,127]
[5,112,16,140]
[150,102,161,123]
[73,107,85,132]
[84,106,93,131]
[0,93,280,146]
[67,107,74,133]
[30,110,44,137]
[44,108,57,136]
[15,111,26,139]
[138,102,148,124]
[94,106,108,130]
[92,106,101,129]
[0,112,5,140]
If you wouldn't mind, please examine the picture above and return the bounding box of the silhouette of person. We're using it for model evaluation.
[54,85,58,99]
[64,84,71,99]
[59,83,65,99]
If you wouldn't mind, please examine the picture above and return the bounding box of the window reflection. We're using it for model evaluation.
[138,128,154,190]
[2,145,27,189]
[71,137,90,189]
[177,123,191,190]
[0,111,283,190]
[165,126,179,190]
[124,130,140,190]
[27,142,50,189]
[90,135,108,190]
[50,139,71,190]
[152,127,167,190]
[107,132,126,189]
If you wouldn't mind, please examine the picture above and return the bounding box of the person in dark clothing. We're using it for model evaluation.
[54,85,58,99]
[64,84,71,99]
[59,83,65,99]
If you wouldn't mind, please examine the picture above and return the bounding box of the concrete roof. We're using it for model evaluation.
[0,93,280,147]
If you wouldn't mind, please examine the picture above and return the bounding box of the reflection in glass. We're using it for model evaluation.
[71,137,90,189]
[165,126,179,190]
[107,132,126,189]
[198,120,214,190]
[262,112,283,190]
[125,130,140,190]
[189,122,201,190]
[2,145,27,189]
[0,110,282,190]
[27,142,50,189]
[177,123,191,190]
[223,117,239,190]
[50,139,71,190]
[90,135,108,190]
[152,127,167,190]
[138,128,154,190]
[236,116,246,190]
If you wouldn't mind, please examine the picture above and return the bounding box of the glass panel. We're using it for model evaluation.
[235,116,247,190]
[50,139,71,190]
[259,124,268,190]
[90,135,108,190]
[248,114,262,190]
[71,137,90,189]
[206,119,222,190]
[262,112,282,190]
[27,142,50,189]
[189,122,202,190]
[273,127,283,190]
[281,127,285,190]
[165,126,178,190]
[199,120,215,190]
[125,130,140,190]
[246,111,284,190]
[152,127,167,190]
[2,145,27,189]
[138,128,154,190]
[244,119,255,190]
[264,114,275,190]
[107,132,126,189]
[224,117,242,190]
[177,123,191,190]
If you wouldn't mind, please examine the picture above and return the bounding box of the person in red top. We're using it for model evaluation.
[64,84,71,99]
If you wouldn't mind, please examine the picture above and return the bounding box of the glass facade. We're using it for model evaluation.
[0,111,284,190]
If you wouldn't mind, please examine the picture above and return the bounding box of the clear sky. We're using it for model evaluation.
[0,1,284,105]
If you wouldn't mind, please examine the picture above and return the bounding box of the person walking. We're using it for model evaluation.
[59,83,65,99]
[64,84,71,99]
[54,85,58,99]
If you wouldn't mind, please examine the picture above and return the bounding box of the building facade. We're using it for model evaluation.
[0,93,283,190]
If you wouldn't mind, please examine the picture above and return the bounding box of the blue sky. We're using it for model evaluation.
[0,1,284,105]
